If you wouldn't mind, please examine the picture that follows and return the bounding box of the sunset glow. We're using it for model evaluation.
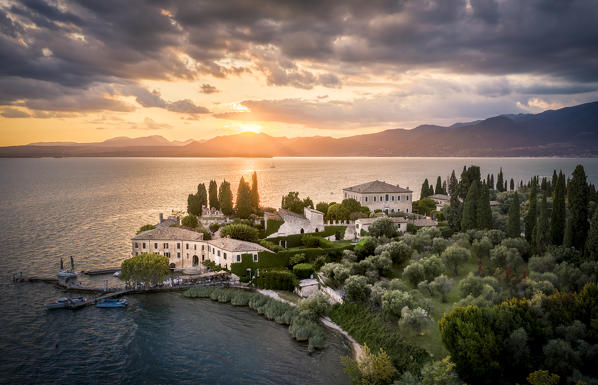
[0,1,596,146]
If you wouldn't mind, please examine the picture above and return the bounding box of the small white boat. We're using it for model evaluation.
[113,271,121,278]
[57,256,78,278]
[45,296,85,309]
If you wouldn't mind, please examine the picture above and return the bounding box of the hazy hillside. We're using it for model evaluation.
[2,101,597,157]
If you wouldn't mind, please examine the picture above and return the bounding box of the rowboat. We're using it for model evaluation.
[57,256,78,278]
[45,296,85,309]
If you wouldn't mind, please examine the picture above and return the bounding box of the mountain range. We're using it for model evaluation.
[2,101,597,157]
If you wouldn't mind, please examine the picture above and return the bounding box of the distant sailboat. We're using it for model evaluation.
[57,256,78,278]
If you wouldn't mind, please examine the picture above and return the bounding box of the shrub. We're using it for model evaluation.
[403,262,426,286]
[301,234,321,248]
[381,290,418,319]
[136,224,155,234]
[355,237,377,259]
[442,245,471,275]
[330,302,430,374]
[259,239,284,252]
[344,275,371,302]
[293,263,315,279]
[369,217,398,238]
[220,223,259,242]
[209,223,221,233]
[399,307,431,334]
[289,253,306,266]
[378,241,413,267]
[364,254,393,277]
[314,256,327,271]
[296,293,331,320]
[254,270,297,291]
[181,214,198,228]
[288,317,327,352]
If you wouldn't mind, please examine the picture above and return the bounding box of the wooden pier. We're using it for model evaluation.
[81,267,121,275]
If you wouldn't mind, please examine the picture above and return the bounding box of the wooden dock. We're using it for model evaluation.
[81,267,121,275]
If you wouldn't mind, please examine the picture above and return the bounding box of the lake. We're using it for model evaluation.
[1,157,597,384]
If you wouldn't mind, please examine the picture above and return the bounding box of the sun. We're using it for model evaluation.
[239,124,261,134]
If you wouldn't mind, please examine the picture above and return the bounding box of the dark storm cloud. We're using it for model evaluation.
[200,84,220,94]
[1,0,597,113]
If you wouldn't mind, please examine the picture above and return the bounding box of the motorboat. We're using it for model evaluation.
[96,298,128,308]
[57,256,78,278]
[45,296,85,309]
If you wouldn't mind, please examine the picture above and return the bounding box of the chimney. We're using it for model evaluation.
[159,213,164,223]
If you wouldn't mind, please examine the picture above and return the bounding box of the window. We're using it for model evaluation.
[208,246,211,252]
[373,196,376,202]
[406,208,409,213]
[406,195,409,201]
[164,243,169,249]
[154,243,158,249]
[135,242,138,248]
[385,194,389,201]
[397,195,401,201]
[236,255,241,262]
[142,242,146,249]
[202,245,204,251]
[391,196,394,201]
[194,244,197,250]
[177,252,181,258]
[365,197,368,202]
[217,250,220,257]
[223,252,227,260]
[177,243,181,249]
[380,196,383,201]
[165,252,170,258]
[186,244,189,250]
[135,252,139,256]
[253,254,258,262]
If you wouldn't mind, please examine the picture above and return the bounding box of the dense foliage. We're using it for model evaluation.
[220,223,259,242]
[136,224,155,234]
[120,253,170,286]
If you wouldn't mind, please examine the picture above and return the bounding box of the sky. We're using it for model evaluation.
[1,0,597,145]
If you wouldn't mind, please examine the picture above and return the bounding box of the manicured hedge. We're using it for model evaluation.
[254,270,297,291]
[329,302,430,375]
[264,219,284,237]
[267,226,347,247]
[230,252,289,280]
[293,263,314,279]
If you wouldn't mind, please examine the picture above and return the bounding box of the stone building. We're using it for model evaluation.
[131,215,271,271]
[343,180,412,214]
[354,216,408,236]
[267,207,325,238]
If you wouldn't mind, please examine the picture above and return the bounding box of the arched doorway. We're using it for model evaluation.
[193,255,199,267]
[300,228,304,234]
[169,263,176,269]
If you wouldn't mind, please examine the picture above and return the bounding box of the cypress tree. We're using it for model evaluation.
[565,165,589,251]
[496,168,504,192]
[250,171,260,213]
[540,177,547,193]
[435,176,444,195]
[421,179,430,200]
[507,192,521,238]
[524,184,537,243]
[486,174,491,188]
[197,183,208,208]
[218,180,233,216]
[208,180,218,209]
[442,181,448,195]
[461,181,480,231]
[448,170,458,196]
[552,170,558,191]
[477,182,493,229]
[187,194,201,216]
[235,177,252,219]
[510,178,515,191]
[551,172,566,245]
[585,208,598,260]
[534,193,549,256]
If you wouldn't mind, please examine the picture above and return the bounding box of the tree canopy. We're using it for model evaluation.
[120,253,170,286]
[219,180,234,216]
[235,177,252,219]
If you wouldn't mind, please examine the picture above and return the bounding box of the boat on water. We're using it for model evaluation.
[45,296,85,310]
[57,256,78,278]
[113,271,121,277]
[96,298,128,308]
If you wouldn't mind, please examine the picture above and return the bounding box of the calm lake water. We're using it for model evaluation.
[1,157,598,384]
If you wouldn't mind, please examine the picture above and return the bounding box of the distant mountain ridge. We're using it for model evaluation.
[4,101,598,157]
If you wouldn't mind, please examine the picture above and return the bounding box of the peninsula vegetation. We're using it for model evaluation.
[132,165,598,385]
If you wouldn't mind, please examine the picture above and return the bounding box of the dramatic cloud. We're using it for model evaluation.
[1,108,30,118]
[200,84,220,94]
[0,0,596,141]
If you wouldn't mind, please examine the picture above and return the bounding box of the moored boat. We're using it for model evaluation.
[57,256,78,278]
[45,296,85,309]
[96,298,128,308]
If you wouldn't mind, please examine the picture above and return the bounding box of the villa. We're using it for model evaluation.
[343,180,412,214]
[132,214,271,270]
[266,206,325,238]
[354,216,408,236]
[428,194,450,209]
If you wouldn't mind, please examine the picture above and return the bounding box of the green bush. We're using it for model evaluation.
[254,270,297,291]
[264,219,284,237]
[181,214,198,228]
[296,293,331,320]
[136,224,155,234]
[220,223,259,242]
[302,234,321,247]
[329,302,430,374]
[268,226,347,248]
[259,239,284,252]
[202,260,226,272]
[293,263,314,279]
[209,223,221,233]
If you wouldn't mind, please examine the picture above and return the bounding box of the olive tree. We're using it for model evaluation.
[344,275,371,302]
[442,245,470,275]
